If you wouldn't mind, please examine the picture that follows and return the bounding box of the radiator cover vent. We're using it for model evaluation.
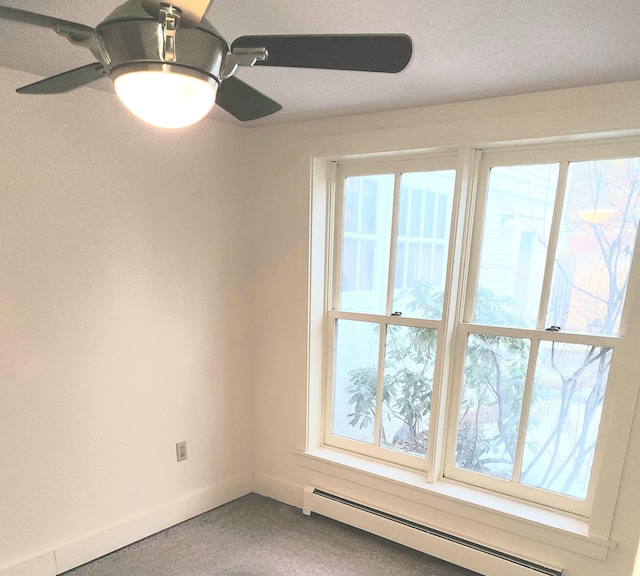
[308,487,563,576]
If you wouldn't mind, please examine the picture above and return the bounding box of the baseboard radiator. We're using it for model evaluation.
[302,486,563,576]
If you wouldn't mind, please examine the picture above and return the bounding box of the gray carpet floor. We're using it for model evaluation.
[61,493,481,576]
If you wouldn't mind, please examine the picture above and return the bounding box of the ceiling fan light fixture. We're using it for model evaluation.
[113,68,218,129]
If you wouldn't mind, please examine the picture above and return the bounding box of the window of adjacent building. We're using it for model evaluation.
[324,142,640,516]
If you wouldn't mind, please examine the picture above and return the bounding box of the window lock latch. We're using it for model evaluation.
[545,325,561,331]
[391,311,402,316]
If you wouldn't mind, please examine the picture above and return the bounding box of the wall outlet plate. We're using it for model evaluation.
[176,441,187,462]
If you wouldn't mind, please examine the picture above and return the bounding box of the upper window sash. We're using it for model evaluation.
[333,154,459,317]
[464,140,640,338]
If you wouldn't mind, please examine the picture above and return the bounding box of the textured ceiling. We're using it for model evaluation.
[0,0,639,126]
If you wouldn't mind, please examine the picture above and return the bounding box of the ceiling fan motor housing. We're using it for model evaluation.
[96,2,228,88]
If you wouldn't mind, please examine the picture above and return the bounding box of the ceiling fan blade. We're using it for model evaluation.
[141,0,213,28]
[0,6,95,39]
[16,63,107,94]
[216,76,282,121]
[231,34,413,73]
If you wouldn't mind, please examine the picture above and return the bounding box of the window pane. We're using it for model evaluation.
[436,195,448,239]
[547,158,640,336]
[394,243,405,289]
[358,240,375,291]
[393,170,456,319]
[344,187,358,234]
[341,238,357,291]
[361,179,378,234]
[475,164,559,328]
[521,342,612,499]
[455,333,530,480]
[410,189,422,237]
[433,244,445,286]
[380,325,436,456]
[339,175,394,313]
[423,191,435,237]
[332,319,380,444]
[407,243,419,287]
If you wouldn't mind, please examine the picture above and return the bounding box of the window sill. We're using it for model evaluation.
[293,446,616,560]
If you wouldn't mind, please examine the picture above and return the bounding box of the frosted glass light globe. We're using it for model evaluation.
[114,70,218,129]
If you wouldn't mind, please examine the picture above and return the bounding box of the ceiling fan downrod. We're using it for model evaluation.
[158,4,181,62]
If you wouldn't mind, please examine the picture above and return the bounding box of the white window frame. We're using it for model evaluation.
[322,138,640,519]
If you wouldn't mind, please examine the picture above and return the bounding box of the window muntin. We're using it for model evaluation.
[325,142,640,516]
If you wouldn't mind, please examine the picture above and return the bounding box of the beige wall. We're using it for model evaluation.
[0,68,253,573]
[246,82,640,576]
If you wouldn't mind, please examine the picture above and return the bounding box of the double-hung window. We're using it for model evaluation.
[327,155,457,470]
[324,140,640,517]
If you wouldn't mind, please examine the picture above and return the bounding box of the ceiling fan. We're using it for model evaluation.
[0,0,413,128]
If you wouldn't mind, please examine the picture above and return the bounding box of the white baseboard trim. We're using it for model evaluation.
[252,472,304,509]
[0,553,57,576]
[0,472,253,576]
